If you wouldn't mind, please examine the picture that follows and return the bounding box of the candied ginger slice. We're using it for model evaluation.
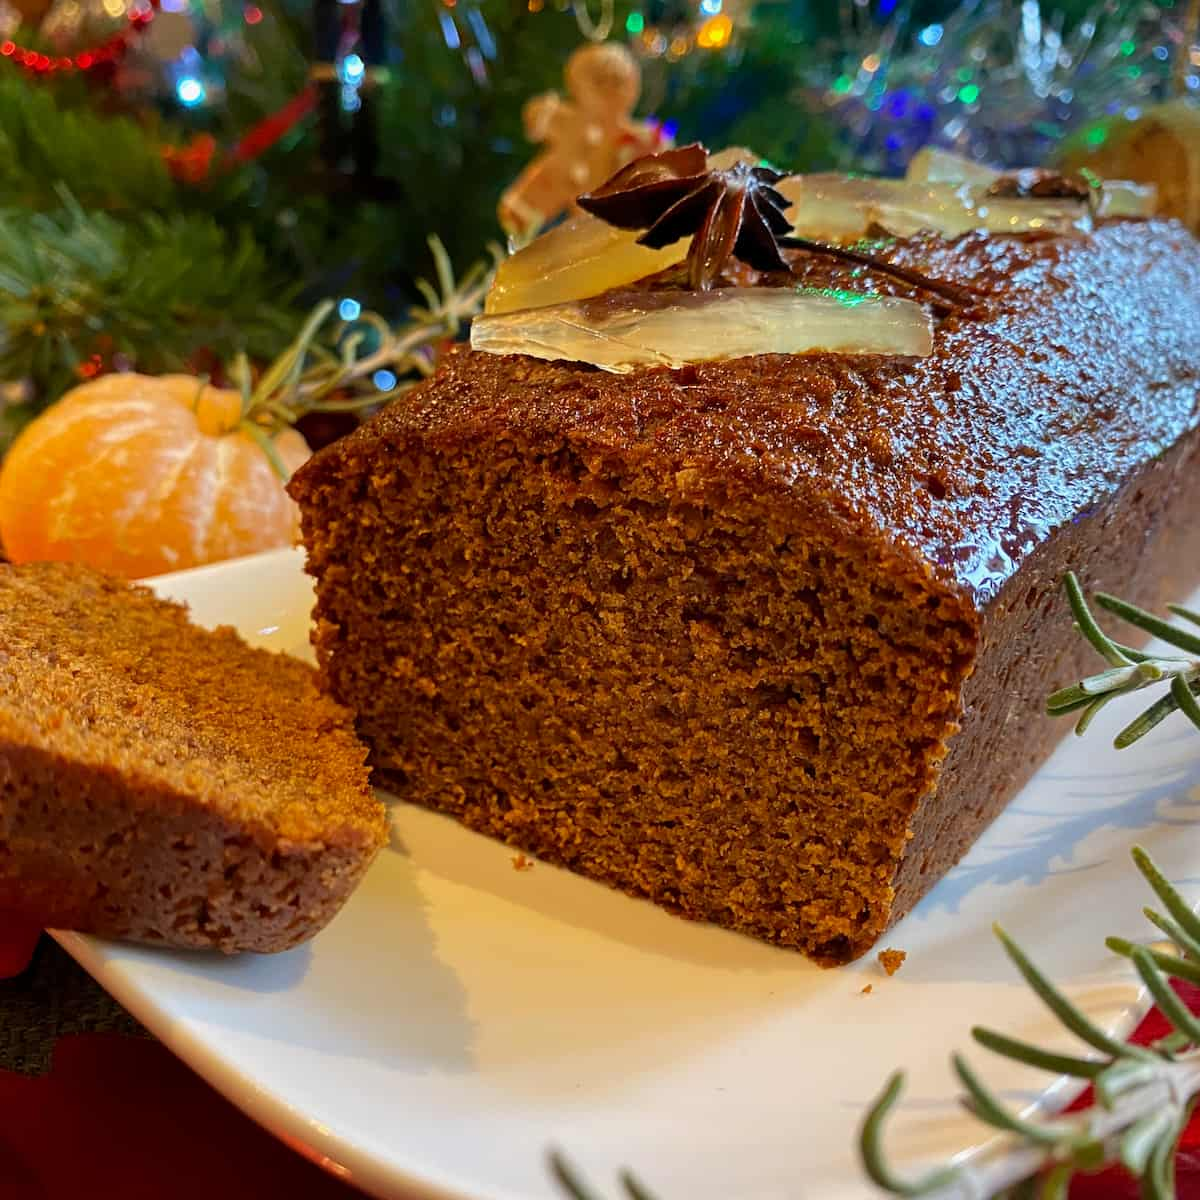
[471,287,933,372]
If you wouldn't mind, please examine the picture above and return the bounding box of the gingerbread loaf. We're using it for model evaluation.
[0,561,387,952]
[290,218,1200,964]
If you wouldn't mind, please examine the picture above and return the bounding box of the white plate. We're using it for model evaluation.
[54,548,1200,1200]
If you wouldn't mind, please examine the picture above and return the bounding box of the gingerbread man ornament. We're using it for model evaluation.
[499,42,669,237]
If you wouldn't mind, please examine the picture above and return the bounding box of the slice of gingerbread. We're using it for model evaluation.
[0,561,386,953]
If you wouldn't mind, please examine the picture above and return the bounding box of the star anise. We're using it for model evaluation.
[579,144,975,314]
[577,143,793,290]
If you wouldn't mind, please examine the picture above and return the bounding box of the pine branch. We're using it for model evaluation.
[0,197,296,444]
[0,76,175,215]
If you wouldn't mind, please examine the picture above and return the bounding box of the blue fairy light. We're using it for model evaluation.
[466,45,487,85]
[373,370,398,391]
[438,10,460,50]
[338,53,365,84]
[338,298,362,322]
[466,8,496,59]
[176,76,206,107]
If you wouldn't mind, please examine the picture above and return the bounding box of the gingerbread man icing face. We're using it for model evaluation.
[499,42,669,237]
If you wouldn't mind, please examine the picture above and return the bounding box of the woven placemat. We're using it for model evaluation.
[0,937,147,1075]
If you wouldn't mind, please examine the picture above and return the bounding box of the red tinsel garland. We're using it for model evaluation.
[0,0,159,76]
[161,85,317,183]
[230,84,316,164]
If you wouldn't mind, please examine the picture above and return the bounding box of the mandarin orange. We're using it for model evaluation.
[0,373,310,579]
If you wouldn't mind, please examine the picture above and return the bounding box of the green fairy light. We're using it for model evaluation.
[958,83,980,104]
[797,286,872,308]
[625,11,643,33]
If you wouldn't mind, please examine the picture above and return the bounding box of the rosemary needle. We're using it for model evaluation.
[550,853,1200,1196]
[1048,573,1200,747]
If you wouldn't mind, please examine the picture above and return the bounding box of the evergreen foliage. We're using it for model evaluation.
[0,0,1132,445]
[0,194,294,447]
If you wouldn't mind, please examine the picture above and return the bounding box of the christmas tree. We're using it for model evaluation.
[0,0,1189,449]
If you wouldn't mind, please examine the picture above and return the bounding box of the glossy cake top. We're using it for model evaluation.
[308,219,1200,608]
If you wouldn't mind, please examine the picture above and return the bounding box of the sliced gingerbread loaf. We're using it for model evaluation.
[290,218,1200,964]
[0,561,386,952]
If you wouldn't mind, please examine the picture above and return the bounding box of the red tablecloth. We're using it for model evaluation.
[1,923,1197,1200]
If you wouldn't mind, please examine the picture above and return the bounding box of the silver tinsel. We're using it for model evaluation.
[805,0,1200,174]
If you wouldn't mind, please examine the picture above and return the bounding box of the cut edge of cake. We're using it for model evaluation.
[292,417,981,963]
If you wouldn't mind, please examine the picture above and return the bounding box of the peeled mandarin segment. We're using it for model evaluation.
[143,429,223,572]
[273,427,312,477]
[0,373,310,578]
[206,428,309,562]
[0,390,199,577]
[207,435,289,564]
[99,427,213,577]
[39,372,178,412]
[471,287,933,373]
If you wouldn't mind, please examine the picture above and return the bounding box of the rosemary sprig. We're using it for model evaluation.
[549,848,1200,1200]
[234,234,498,476]
[1047,573,1200,748]
[550,1152,659,1200]
[859,846,1200,1200]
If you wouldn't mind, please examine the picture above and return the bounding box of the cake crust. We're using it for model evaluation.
[319,220,1200,609]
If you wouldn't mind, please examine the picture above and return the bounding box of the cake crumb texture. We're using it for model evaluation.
[877,949,906,977]
[0,561,386,953]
